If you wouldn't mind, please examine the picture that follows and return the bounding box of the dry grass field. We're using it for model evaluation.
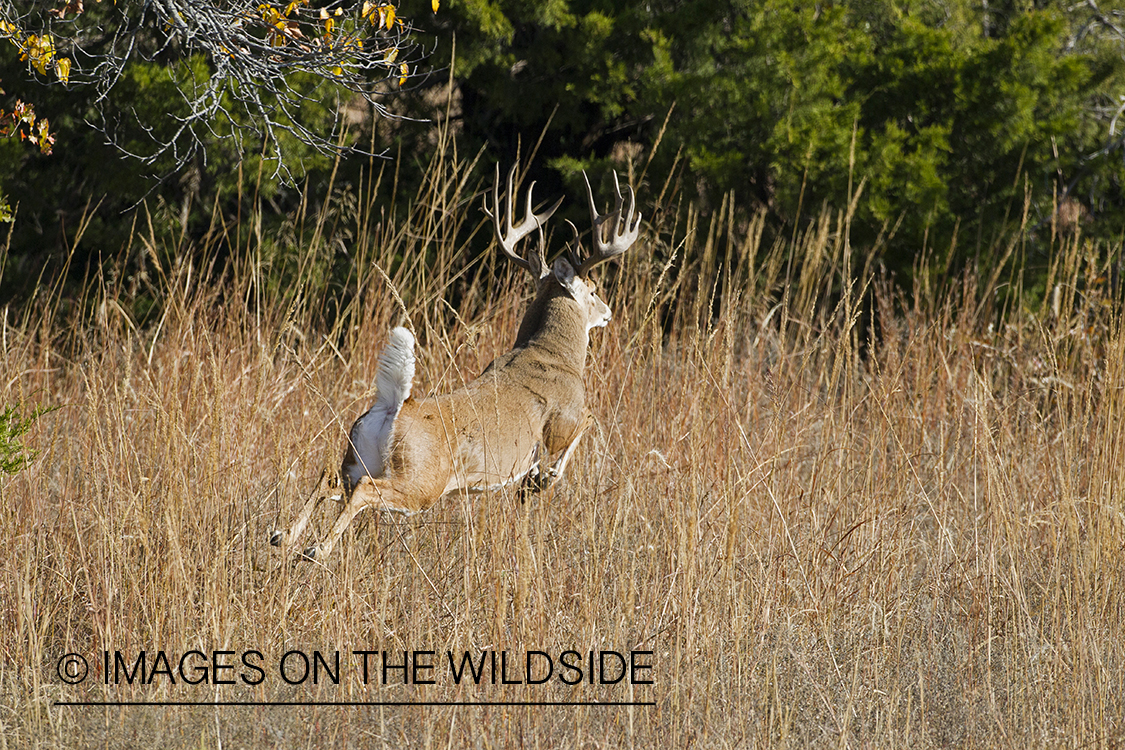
[2,152,1123,748]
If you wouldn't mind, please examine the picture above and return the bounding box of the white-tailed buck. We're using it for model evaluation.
[271,164,641,559]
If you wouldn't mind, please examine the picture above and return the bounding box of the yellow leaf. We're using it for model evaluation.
[332,65,343,76]
[383,46,398,64]
[399,62,407,85]
[23,34,56,75]
[384,5,395,29]
[55,56,70,83]
[361,1,375,21]
[431,0,439,12]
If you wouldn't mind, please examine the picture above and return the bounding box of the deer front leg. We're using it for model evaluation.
[270,468,343,548]
[522,411,594,495]
[547,411,594,481]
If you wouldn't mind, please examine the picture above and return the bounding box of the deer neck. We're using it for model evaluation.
[513,285,590,367]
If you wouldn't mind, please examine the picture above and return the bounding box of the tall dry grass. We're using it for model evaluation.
[1,146,1124,748]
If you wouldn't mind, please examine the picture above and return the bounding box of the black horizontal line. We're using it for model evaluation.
[55,701,656,707]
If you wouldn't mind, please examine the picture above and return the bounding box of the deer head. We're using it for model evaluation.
[484,164,641,337]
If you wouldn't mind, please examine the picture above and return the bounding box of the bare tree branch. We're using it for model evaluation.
[0,0,430,179]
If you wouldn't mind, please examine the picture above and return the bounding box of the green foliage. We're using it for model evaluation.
[844,8,1097,258]
[2,0,1124,308]
[419,0,1123,276]
[650,1,867,213]
[0,45,344,304]
[0,401,53,478]
[645,2,1111,265]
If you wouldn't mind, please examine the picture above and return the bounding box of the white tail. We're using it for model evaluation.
[271,164,641,559]
[342,326,415,489]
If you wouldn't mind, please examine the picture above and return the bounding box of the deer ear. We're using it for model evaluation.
[552,257,585,297]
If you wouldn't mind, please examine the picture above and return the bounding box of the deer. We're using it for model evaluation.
[270,164,641,559]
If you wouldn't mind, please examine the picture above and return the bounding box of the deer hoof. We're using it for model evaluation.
[301,545,318,561]
[269,530,285,547]
[528,466,554,492]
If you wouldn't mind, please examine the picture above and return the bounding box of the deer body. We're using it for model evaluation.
[271,166,638,559]
[368,299,593,502]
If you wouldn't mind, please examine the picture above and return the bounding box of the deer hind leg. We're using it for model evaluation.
[301,476,417,560]
[270,468,344,549]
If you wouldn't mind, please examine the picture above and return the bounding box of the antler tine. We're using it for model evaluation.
[484,163,564,274]
[564,219,583,270]
[576,169,642,278]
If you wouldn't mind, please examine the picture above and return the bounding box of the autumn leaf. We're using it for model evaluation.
[398,62,407,85]
[431,0,439,12]
[48,0,85,19]
[22,34,56,75]
[55,56,70,83]
[34,116,54,154]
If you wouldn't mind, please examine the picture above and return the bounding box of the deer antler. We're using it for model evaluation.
[570,170,642,279]
[484,164,564,277]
